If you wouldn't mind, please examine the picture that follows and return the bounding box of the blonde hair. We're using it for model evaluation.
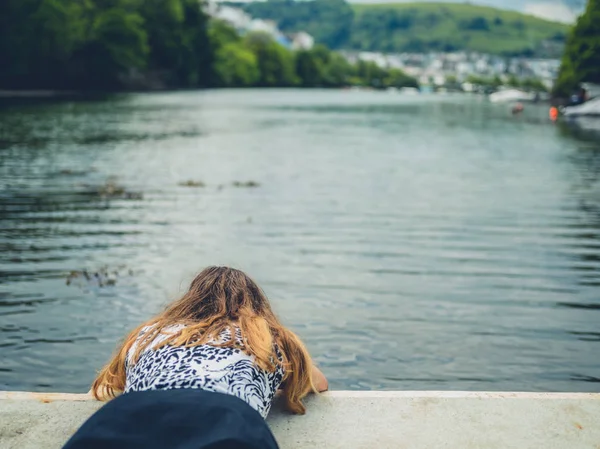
[91,266,316,414]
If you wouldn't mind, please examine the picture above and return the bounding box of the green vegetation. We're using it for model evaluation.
[208,21,419,89]
[0,1,417,91]
[236,0,569,57]
[554,0,600,96]
[350,3,568,56]
[232,0,355,50]
[0,0,211,90]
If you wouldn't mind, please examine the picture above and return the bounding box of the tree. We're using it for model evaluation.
[355,60,386,88]
[244,32,298,87]
[213,43,260,87]
[138,0,210,87]
[554,0,600,96]
[295,44,338,86]
[0,0,88,88]
[460,16,490,31]
[75,6,148,89]
[296,50,326,86]
[325,53,354,86]
[242,0,354,49]
[383,68,419,89]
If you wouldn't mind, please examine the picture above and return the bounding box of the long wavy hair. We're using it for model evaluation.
[91,266,317,414]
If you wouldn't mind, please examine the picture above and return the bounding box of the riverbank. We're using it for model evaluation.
[1,391,598,448]
[0,90,79,98]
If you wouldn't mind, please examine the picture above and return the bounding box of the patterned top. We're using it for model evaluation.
[124,325,285,418]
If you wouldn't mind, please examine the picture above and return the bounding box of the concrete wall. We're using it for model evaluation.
[1,391,599,449]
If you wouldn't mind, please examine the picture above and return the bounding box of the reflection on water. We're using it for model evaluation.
[0,90,599,393]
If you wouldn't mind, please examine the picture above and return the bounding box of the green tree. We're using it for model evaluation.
[296,50,326,86]
[242,0,354,49]
[555,0,600,96]
[295,44,338,86]
[0,0,88,88]
[355,60,386,87]
[75,6,148,89]
[325,53,354,86]
[213,43,260,87]
[244,32,298,87]
[383,68,419,89]
[138,0,210,87]
[0,0,152,90]
[460,16,490,31]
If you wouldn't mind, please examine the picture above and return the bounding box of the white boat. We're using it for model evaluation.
[563,97,600,117]
[489,89,536,103]
[582,82,600,99]
[399,87,420,95]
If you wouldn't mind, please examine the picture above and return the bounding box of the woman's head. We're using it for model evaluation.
[92,266,316,414]
[164,266,275,323]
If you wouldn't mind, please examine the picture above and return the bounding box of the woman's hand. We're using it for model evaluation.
[312,365,328,392]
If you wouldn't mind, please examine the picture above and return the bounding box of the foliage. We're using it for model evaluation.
[244,32,299,87]
[0,0,208,90]
[235,0,354,49]
[233,0,569,57]
[0,1,418,91]
[79,7,149,88]
[466,75,503,88]
[554,0,600,96]
[213,42,260,87]
[137,0,210,87]
[295,44,354,86]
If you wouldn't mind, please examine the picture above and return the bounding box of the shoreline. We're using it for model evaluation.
[0,90,79,99]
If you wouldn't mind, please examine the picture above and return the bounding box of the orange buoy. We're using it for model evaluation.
[549,106,559,122]
[512,102,524,114]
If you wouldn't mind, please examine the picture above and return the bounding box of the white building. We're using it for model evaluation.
[211,5,252,31]
[291,32,315,51]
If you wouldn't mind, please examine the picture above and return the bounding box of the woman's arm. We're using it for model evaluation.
[312,364,328,392]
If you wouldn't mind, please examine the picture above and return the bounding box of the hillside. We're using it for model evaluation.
[350,2,569,55]
[234,0,570,57]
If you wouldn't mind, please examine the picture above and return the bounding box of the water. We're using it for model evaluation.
[1,90,599,393]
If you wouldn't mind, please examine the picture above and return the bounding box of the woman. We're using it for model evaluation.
[64,266,328,449]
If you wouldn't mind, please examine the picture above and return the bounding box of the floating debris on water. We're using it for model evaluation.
[178,180,206,188]
[232,181,260,188]
[66,265,133,288]
[58,168,96,176]
[91,178,143,200]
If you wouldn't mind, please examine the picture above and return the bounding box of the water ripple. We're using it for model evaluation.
[0,90,599,393]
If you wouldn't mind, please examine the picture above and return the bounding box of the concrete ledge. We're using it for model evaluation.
[1,391,599,448]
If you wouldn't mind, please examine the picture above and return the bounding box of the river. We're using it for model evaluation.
[0,89,599,393]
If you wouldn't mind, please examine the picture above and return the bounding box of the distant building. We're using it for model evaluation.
[357,52,389,68]
[204,2,304,50]
[291,32,315,51]
[211,5,252,32]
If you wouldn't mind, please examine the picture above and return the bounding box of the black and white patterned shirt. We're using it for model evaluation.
[124,325,285,418]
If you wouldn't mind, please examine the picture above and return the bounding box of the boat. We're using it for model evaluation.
[582,82,600,99]
[489,89,536,103]
[563,97,600,118]
[399,87,420,95]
